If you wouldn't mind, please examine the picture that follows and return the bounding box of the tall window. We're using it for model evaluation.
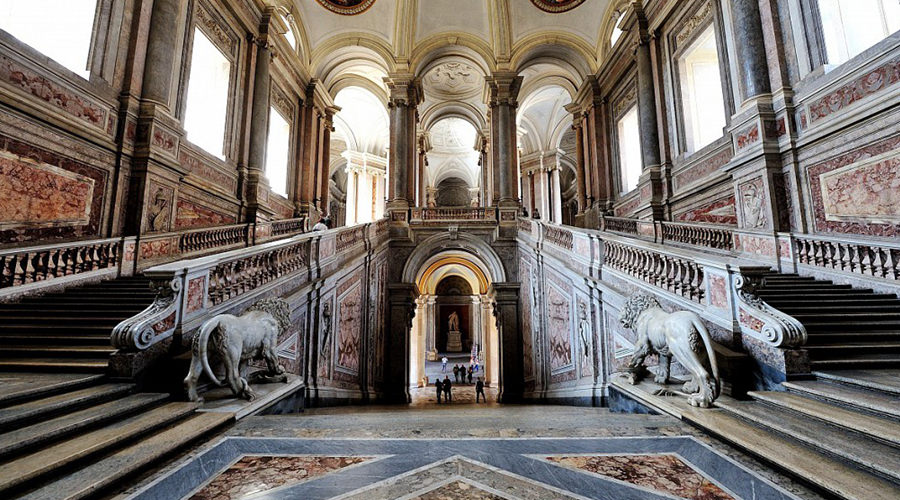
[183,28,231,158]
[610,12,626,47]
[265,107,291,197]
[0,0,98,78]
[818,0,900,66]
[678,25,727,154]
[617,105,642,193]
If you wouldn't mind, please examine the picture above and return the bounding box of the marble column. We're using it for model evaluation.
[374,172,386,219]
[425,295,436,352]
[412,297,426,387]
[386,283,418,403]
[296,81,323,219]
[417,136,427,207]
[317,108,337,217]
[344,166,358,225]
[245,38,271,220]
[731,0,771,100]
[571,116,587,223]
[537,169,550,222]
[141,0,186,108]
[551,165,563,223]
[486,73,523,208]
[636,38,661,171]
[491,283,521,402]
[385,75,422,215]
[481,298,494,385]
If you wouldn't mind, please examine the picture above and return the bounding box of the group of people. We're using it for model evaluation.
[452,363,476,384]
[434,375,486,404]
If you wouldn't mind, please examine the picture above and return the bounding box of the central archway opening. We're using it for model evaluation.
[408,252,500,404]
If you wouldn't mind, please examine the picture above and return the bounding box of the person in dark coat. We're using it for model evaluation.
[435,378,443,404]
[443,375,452,402]
[476,378,486,403]
[467,365,474,384]
[453,364,460,383]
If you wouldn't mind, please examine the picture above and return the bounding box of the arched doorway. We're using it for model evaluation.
[409,253,500,395]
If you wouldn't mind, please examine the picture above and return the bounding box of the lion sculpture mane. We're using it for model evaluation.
[184,298,291,402]
[619,293,720,408]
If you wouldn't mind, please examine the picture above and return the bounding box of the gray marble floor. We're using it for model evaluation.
[118,406,826,500]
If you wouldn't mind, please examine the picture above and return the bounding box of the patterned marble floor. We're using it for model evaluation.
[121,406,825,500]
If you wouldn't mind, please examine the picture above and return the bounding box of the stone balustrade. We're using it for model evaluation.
[544,225,574,251]
[270,217,307,237]
[112,222,377,353]
[178,223,249,255]
[601,216,639,236]
[0,238,121,292]
[660,221,735,251]
[604,240,705,302]
[795,235,899,281]
[411,207,498,222]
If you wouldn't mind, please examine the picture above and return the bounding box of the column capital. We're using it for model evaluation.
[385,73,423,107]
[484,72,523,107]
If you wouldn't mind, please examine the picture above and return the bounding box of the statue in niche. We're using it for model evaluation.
[319,301,333,356]
[448,311,460,332]
[578,302,592,367]
[184,298,290,402]
[146,188,170,232]
[742,182,767,229]
[618,293,720,408]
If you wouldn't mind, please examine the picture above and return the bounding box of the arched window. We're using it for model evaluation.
[183,28,232,158]
[0,0,98,78]
[266,107,291,197]
[610,11,626,47]
[817,0,900,66]
[280,14,297,50]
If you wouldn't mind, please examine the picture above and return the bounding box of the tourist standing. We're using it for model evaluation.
[443,375,452,402]
[476,378,486,403]
[434,378,443,404]
[453,364,460,383]
[441,356,448,372]
[467,365,473,384]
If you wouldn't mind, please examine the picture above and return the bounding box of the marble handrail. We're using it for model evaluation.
[0,237,120,291]
[112,222,374,351]
[660,221,734,251]
[794,234,899,281]
[412,207,498,222]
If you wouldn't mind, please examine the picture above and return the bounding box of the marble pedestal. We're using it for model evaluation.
[447,330,462,352]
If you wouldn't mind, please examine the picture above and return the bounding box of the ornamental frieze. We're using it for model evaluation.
[530,0,587,14]
[316,0,377,16]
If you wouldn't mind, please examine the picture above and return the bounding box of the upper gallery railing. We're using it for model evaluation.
[112,221,384,352]
[794,233,899,281]
[0,217,307,298]
[411,207,498,223]
[601,216,734,252]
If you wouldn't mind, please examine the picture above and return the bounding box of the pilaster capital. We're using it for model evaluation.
[385,73,423,107]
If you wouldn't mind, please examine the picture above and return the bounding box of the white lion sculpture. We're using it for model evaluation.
[619,293,720,408]
[184,298,291,402]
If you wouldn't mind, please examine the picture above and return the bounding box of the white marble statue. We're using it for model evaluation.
[184,298,290,402]
[448,311,460,332]
[618,293,720,408]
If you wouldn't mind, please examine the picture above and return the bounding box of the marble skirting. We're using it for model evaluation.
[128,436,801,500]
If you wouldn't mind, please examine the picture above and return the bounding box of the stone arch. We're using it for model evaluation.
[402,232,507,286]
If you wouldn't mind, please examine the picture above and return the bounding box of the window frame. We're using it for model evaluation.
[669,2,734,158]
[798,0,900,72]
[265,82,297,200]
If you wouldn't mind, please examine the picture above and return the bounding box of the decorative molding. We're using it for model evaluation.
[529,0,587,14]
[674,1,713,51]
[315,0,377,16]
[112,276,182,350]
[195,2,239,58]
[733,270,806,347]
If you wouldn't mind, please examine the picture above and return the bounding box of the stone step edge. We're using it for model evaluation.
[0,383,135,431]
[682,407,900,500]
[16,412,234,500]
[783,381,900,420]
[609,377,900,500]
[0,401,199,495]
[813,371,900,396]
[747,391,900,448]
[715,399,900,484]
[0,374,105,408]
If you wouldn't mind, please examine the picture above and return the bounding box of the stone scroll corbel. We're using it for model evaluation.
[733,269,806,347]
[112,274,183,350]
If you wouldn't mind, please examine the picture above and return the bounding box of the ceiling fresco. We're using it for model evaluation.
[529,0,588,13]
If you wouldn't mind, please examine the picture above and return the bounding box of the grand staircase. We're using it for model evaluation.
[698,274,900,499]
[0,277,155,372]
[0,278,233,499]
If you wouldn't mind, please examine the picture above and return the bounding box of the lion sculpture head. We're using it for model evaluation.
[246,298,292,334]
[619,293,661,329]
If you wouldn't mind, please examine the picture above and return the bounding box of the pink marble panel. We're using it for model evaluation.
[175,198,236,230]
[676,195,737,225]
[739,308,764,332]
[547,454,734,500]
[185,276,206,314]
[414,480,503,499]
[820,153,900,223]
[0,152,94,228]
[547,284,572,371]
[735,124,760,151]
[673,148,733,191]
[190,456,372,500]
[734,233,775,257]
[808,58,900,124]
[708,275,728,309]
[336,283,362,374]
[178,149,237,192]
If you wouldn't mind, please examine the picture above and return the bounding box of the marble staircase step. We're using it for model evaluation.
[0,335,113,346]
[763,297,900,307]
[0,358,108,373]
[0,325,122,334]
[0,393,168,460]
[0,383,133,431]
[760,283,854,290]
[715,399,900,484]
[814,369,900,395]
[0,307,144,316]
[783,380,900,419]
[0,373,104,408]
[747,390,900,447]
[802,320,900,332]
[18,296,154,305]
[791,312,900,321]
[805,342,900,354]
[0,316,130,325]
[805,332,900,344]
[0,346,116,359]
[774,304,900,314]
[0,401,199,496]
[810,355,900,370]
[17,411,233,500]
[758,291,879,299]
[682,406,900,499]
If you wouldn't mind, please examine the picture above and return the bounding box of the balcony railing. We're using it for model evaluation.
[412,207,497,222]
